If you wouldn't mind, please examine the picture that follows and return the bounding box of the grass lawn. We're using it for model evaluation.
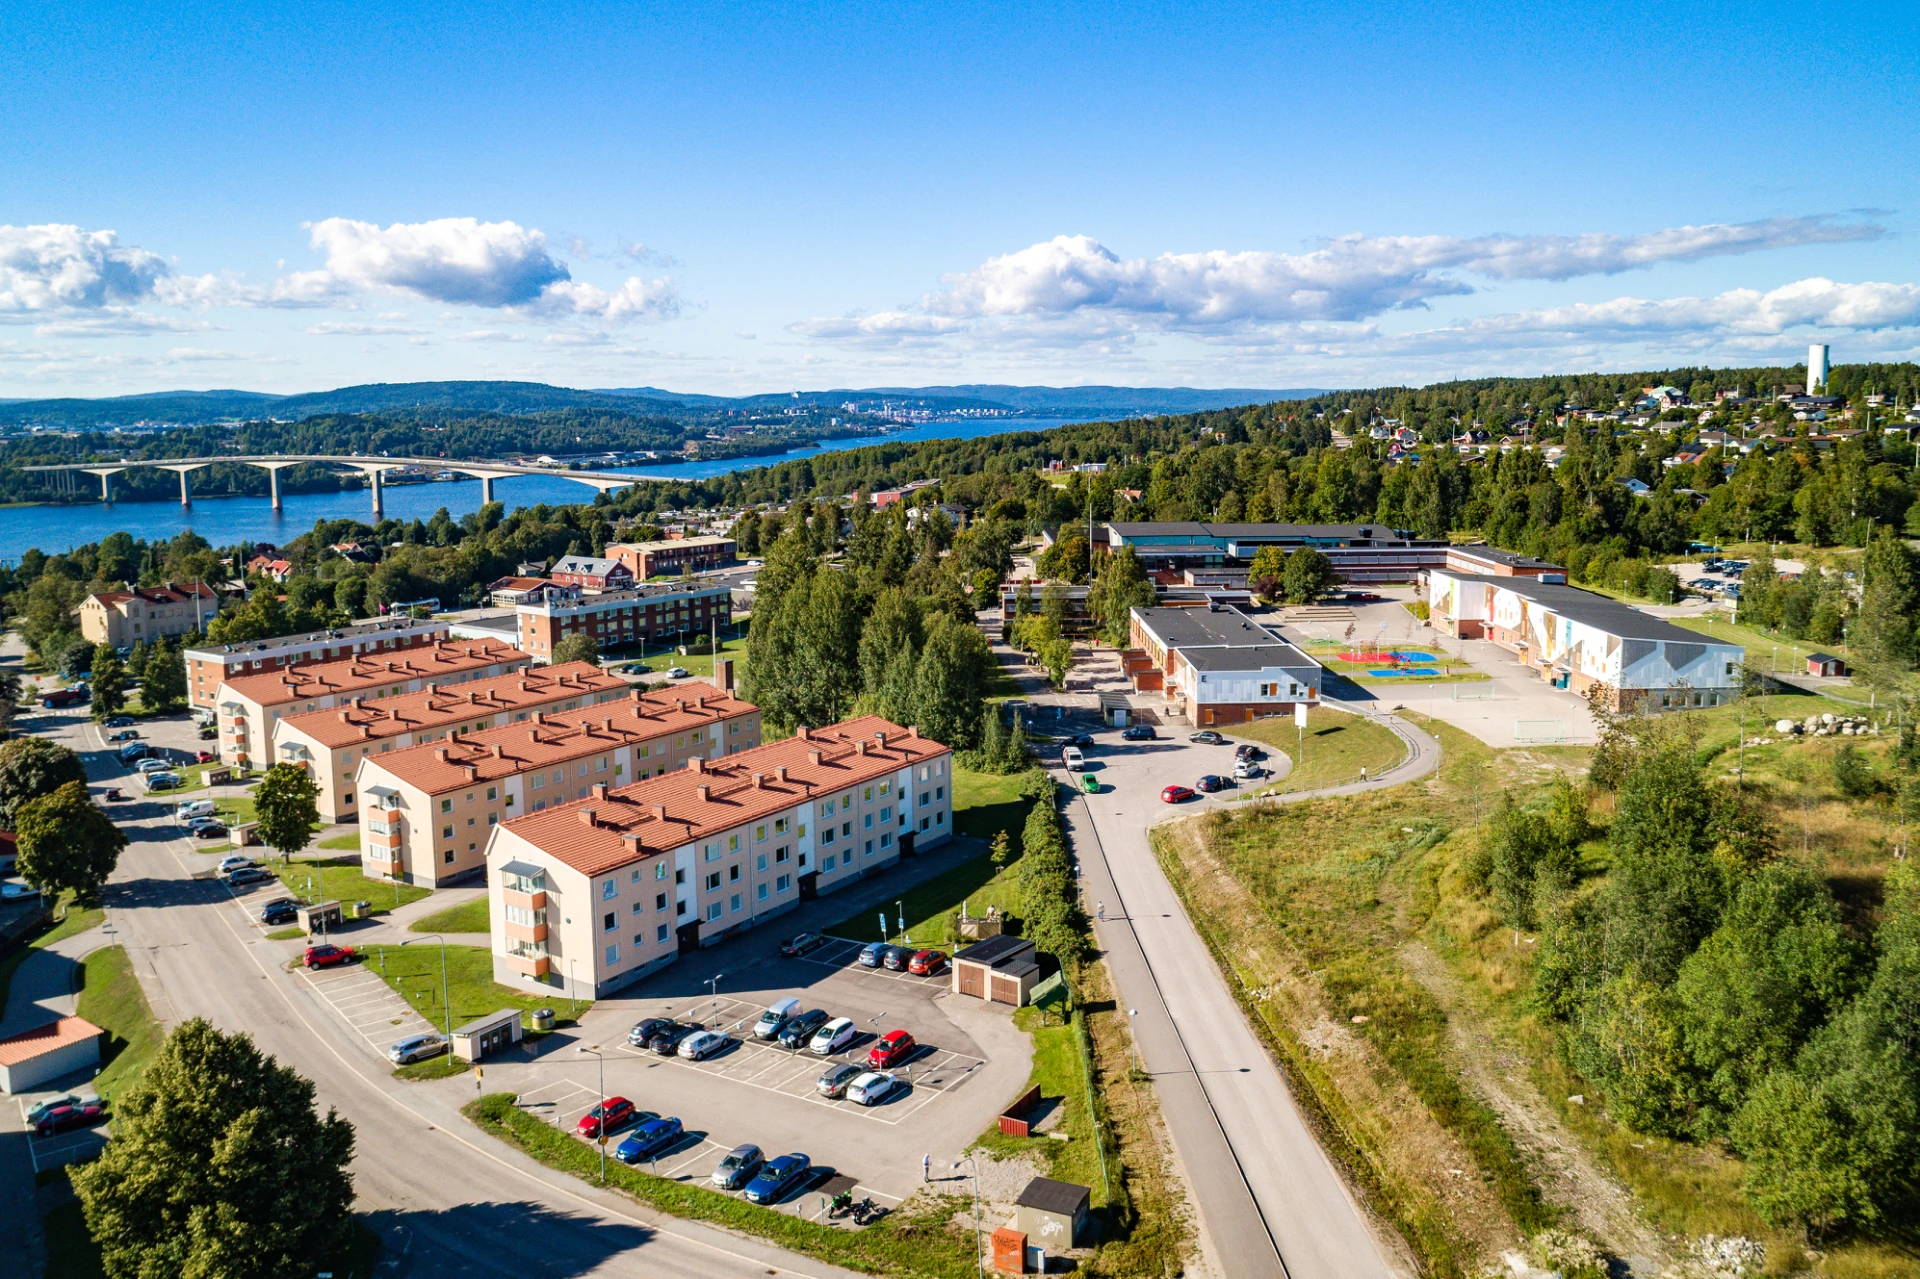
[824,851,1021,947]
[972,1006,1110,1207]
[409,895,491,934]
[609,633,749,682]
[365,942,589,1036]
[0,895,104,1017]
[1228,706,1407,794]
[319,832,360,851]
[1664,613,1868,702]
[465,1093,976,1279]
[78,944,163,1099]
[274,856,430,917]
[951,766,1032,845]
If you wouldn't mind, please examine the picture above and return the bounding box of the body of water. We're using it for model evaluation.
[0,416,1079,562]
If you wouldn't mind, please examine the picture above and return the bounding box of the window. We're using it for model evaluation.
[919,766,929,781]
[601,879,617,900]
[755,824,767,842]
[656,862,668,880]
[841,821,851,837]
[730,893,741,913]
[531,773,545,790]
[775,845,790,863]
[442,824,454,839]
[596,757,607,772]
[864,838,873,856]
[656,892,668,910]
[656,924,670,943]
[822,798,835,816]
[631,867,642,883]
[862,785,873,801]
[935,785,944,801]
[937,810,945,825]
[674,869,685,885]
[703,843,719,862]
[677,900,688,917]
[705,871,721,890]
[774,817,788,834]
[705,902,722,922]
[863,813,873,830]
[603,911,616,932]
[440,798,453,813]
[921,816,930,831]
[822,828,835,845]
[880,806,891,822]
[444,849,455,863]
[605,944,619,966]
[757,882,769,901]
[488,812,498,826]
[879,781,890,796]
[728,833,739,852]
[776,873,791,892]
[880,831,893,848]
[822,855,836,872]
[920,792,930,807]
[756,853,767,872]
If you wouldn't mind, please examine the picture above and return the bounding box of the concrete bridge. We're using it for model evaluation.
[22,455,672,518]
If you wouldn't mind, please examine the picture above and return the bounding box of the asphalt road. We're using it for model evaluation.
[31,699,868,1279]
[1064,701,1437,1279]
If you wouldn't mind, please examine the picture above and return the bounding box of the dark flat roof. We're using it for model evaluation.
[1017,1177,1091,1215]
[1110,521,1421,543]
[1436,573,1742,647]
[1448,544,1565,572]
[1183,643,1319,672]
[955,933,1036,968]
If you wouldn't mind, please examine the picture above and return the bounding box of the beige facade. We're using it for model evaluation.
[484,717,953,999]
[187,617,450,711]
[216,639,530,772]
[355,681,760,886]
[79,584,220,648]
[271,661,629,824]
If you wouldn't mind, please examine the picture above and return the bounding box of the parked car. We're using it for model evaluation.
[1195,774,1230,793]
[136,758,172,773]
[857,941,889,968]
[778,1008,831,1049]
[25,1091,99,1126]
[1234,743,1264,761]
[778,932,828,957]
[628,1017,676,1047]
[846,1071,899,1106]
[711,1143,764,1189]
[104,716,133,728]
[303,943,355,968]
[665,666,691,679]
[197,726,217,740]
[1160,784,1196,803]
[575,1097,638,1138]
[115,743,148,763]
[816,1062,864,1098]
[647,1022,700,1055]
[217,854,258,873]
[1059,733,1095,748]
[1233,761,1264,781]
[867,1029,916,1069]
[1061,746,1085,771]
[193,823,229,840]
[388,1032,450,1065]
[34,1100,105,1136]
[1121,724,1156,741]
[742,1153,811,1205]
[1189,730,1227,745]
[189,816,227,833]
[754,996,802,1040]
[260,899,299,925]
[677,1029,731,1060]
[808,1016,858,1055]
[178,799,215,819]
[194,750,215,764]
[615,1115,684,1163]
[880,945,914,971]
[100,787,126,802]
[908,949,948,976]
[145,773,183,791]
[226,866,272,887]
[108,729,139,742]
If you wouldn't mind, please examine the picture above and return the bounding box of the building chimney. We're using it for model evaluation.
[579,808,597,827]
[808,749,822,765]
[689,756,706,773]
[650,803,667,820]
[752,773,765,788]
[796,725,810,741]
[338,710,352,723]
[435,747,449,762]
[695,694,706,710]
[775,765,788,782]
[855,740,868,755]
[491,743,504,758]
[875,730,888,749]
[696,784,710,801]
[463,764,477,781]
[592,783,608,801]
[908,725,920,738]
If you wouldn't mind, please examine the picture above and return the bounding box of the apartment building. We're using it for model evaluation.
[515,580,733,661]
[186,617,451,711]
[272,661,629,823]
[606,536,737,579]
[216,638,530,771]
[356,680,759,886]
[485,717,953,999]
[78,583,222,649]
[549,555,635,592]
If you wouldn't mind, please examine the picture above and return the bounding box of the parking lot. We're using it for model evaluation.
[298,960,440,1052]
[8,1092,109,1173]
[512,1076,905,1221]
[795,937,954,989]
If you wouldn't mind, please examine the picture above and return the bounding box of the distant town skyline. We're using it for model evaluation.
[4,0,1919,397]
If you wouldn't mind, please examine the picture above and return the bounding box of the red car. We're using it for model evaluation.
[867,1029,917,1069]
[576,1097,636,1138]
[1160,785,1195,804]
[35,1100,105,1136]
[908,949,947,976]
[303,944,356,969]
[194,750,215,763]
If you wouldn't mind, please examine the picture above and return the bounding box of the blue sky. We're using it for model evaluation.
[3,0,1919,396]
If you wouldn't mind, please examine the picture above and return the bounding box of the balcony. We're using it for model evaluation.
[501,951,550,978]
[502,886,547,912]
[504,918,548,944]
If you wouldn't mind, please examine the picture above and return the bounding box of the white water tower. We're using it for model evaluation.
[1808,343,1830,393]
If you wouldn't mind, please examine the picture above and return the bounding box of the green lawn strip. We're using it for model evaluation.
[609,634,749,681]
[463,1093,975,1279]
[822,851,1020,947]
[265,926,306,941]
[395,1052,471,1081]
[273,856,430,916]
[0,896,104,1017]
[78,944,164,1099]
[1662,614,1868,701]
[364,942,588,1036]
[1228,707,1407,794]
[319,832,361,851]
[970,1006,1106,1206]
[951,766,1030,845]
[409,895,491,933]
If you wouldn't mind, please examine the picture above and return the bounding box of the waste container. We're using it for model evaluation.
[532,1008,555,1032]
[353,900,372,919]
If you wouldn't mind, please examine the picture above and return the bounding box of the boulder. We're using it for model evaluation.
[1775,719,1797,734]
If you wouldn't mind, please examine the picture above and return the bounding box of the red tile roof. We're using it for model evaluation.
[278,660,624,750]
[221,639,528,708]
[498,715,948,877]
[0,1015,102,1066]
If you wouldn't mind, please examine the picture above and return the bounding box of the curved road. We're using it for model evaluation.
[1064,700,1439,1279]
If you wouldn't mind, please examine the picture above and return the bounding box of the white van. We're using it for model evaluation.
[177,799,215,820]
[1062,747,1085,771]
[754,996,802,1040]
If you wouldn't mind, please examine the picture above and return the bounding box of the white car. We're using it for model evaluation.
[666,666,691,679]
[217,855,259,874]
[677,1030,730,1060]
[845,1071,898,1106]
[1233,760,1264,780]
[136,758,172,773]
[808,1016,858,1055]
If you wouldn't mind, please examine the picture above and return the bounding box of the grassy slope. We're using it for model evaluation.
[1229,705,1408,794]
[0,897,103,1016]
[971,1006,1107,1204]
[409,894,491,933]
[78,945,163,1098]
[363,942,589,1035]
[274,856,430,917]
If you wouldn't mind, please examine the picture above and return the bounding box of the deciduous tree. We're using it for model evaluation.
[253,763,320,862]
[0,735,88,827]
[15,780,125,905]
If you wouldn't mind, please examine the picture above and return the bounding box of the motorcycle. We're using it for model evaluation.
[828,1189,855,1218]
[851,1195,888,1225]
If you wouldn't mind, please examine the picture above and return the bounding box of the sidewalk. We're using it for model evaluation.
[0,922,106,1038]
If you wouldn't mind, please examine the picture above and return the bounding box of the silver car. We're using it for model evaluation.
[388,1033,450,1065]
[711,1143,764,1189]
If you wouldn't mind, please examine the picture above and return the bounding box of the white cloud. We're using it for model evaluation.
[305,321,430,336]
[0,224,169,313]
[796,216,1887,347]
[535,274,679,321]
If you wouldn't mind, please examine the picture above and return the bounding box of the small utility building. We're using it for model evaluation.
[0,1016,102,1094]
[1014,1176,1092,1248]
[953,934,1040,1006]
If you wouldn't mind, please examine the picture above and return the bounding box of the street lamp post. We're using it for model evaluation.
[578,1044,607,1183]
[707,972,725,1025]
[952,1155,983,1279]
[402,933,452,1036]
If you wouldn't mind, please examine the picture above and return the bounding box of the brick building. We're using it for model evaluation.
[606,536,737,579]
[515,581,733,662]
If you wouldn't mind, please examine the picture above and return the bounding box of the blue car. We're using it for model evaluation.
[857,941,889,968]
[743,1152,811,1204]
[615,1116,683,1164]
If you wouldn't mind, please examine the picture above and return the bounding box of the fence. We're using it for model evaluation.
[1514,720,1573,743]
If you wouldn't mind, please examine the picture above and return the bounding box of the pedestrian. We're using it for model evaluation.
[923,1153,930,1183]
[1360,766,1368,782]
[1097,901,1106,922]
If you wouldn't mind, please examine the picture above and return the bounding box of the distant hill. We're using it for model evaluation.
[0,379,1331,428]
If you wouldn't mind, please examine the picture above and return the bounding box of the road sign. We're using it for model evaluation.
[598,1133,609,1146]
